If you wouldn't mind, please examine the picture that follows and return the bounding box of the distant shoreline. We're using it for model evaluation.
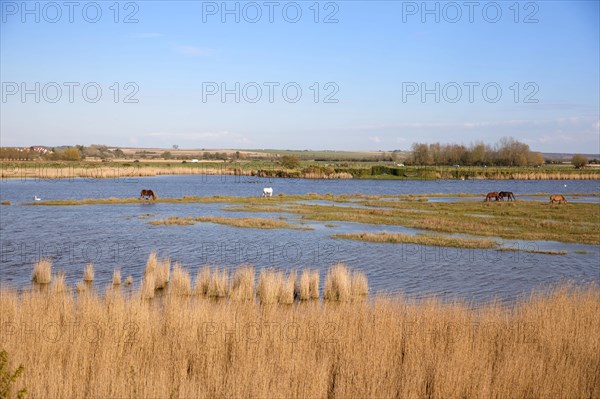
[1,161,599,180]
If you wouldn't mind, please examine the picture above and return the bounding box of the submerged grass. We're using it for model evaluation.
[332,232,500,249]
[150,216,306,230]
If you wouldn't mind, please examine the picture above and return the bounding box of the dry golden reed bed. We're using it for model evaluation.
[1,256,599,398]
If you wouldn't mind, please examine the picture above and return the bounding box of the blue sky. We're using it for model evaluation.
[1,1,599,152]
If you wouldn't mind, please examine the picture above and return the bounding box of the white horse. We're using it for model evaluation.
[262,187,273,198]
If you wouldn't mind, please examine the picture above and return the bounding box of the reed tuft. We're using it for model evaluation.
[278,270,296,305]
[155,258,171,290]
[51,271,69,294]
[324,264,351,303]
[230,266,255,302]
[195,266,212,297]
[256,269,282,305]
[351,270,368,299]
[170,262,192,296]
[83,263,95,282]
[31,258,52,285]
[112,268,121,286]
[207,268,229,299]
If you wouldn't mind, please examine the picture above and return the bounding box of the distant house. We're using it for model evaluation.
[190,159,199,163]
[32,146,49,154]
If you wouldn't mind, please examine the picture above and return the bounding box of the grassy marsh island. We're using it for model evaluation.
[25,193,600,245]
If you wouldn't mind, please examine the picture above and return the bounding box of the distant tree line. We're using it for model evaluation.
[0,148,36,160]
[409,137,545,167]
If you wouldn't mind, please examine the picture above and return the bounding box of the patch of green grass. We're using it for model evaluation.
[24,193,600,245]
[288,200,599,245]
[26,194,333,206]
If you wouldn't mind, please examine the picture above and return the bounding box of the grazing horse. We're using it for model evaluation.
[484,192,499,202]
[262,187,273,198]
[549,195,567,204]
[140,189,156,200]
[498,191,515,201]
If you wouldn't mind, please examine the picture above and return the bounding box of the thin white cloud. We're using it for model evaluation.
[172,45,214,57]
[134,32,162,38]
[345,116,598,132]
[369,136,381,143]
[146,131,250,144]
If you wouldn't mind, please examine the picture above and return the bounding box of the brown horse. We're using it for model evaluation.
[549,195,567,204]
[140,189,156,200]
[485,192,499,202]
[498,191,515,201]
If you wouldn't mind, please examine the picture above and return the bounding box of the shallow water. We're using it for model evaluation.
[1,176,598,302]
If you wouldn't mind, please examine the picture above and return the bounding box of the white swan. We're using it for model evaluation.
[34,196,41,201]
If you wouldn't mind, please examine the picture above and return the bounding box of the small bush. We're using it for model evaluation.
[571,154,588,169]
[281,155,301,169]
[0,350,27,399]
